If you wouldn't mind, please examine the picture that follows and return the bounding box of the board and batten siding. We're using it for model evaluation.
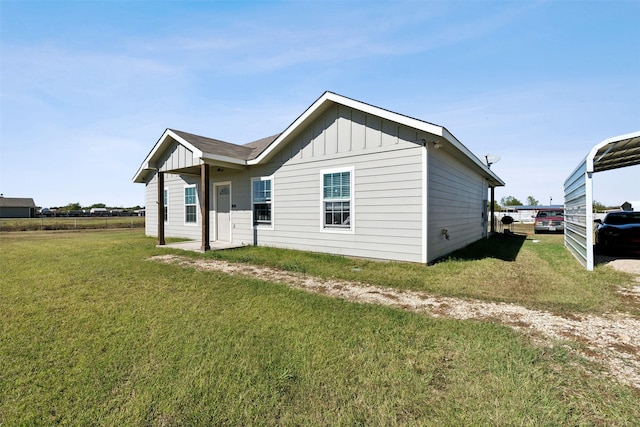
[427,147,488,261]
[159,141,197,172]
[145,172,202,240]
[241,103,426,262]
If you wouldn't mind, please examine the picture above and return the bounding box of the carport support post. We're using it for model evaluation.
[200,164,210,252]
[157,171,165,246]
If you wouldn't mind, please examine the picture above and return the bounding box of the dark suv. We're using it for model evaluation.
[533,209,564,234]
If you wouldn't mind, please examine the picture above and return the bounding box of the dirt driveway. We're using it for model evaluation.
[150,254,640,390]
[598,256,640,275]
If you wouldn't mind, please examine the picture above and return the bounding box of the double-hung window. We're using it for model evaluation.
[252,177,272,226]
[184,185,197,224]
[322,167,353,230]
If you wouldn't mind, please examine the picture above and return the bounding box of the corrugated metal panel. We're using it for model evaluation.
[564,160,592,270]
[590,132,640,172]
[564,131,639,270]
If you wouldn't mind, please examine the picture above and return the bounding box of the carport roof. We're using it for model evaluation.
[587,130,640,173]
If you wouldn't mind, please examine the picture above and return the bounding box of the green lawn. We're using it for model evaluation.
[1,230,638,425]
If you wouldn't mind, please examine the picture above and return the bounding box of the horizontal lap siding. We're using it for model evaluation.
[428,149,486,261]
[144,102,489,265]
[248,104,425,262]
[144,175,157,236]
[145,172,201,240]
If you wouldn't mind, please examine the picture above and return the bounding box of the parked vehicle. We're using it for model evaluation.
[595,211,640,256]
[533,209,564,234]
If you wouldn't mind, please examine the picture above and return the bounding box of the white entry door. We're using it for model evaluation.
[216,184,231,242]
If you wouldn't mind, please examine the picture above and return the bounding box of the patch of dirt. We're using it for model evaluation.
[149,254,640,390]
[597,257,640,278]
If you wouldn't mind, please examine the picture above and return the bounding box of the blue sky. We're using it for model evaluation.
[1,0,638,209]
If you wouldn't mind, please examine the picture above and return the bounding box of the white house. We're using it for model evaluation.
[133,92,505,263]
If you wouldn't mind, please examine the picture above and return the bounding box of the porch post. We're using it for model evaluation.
[490,186,496,234]
[200,163,210,251]
[157,170,165,246]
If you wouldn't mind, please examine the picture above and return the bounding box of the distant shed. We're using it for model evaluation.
[0,197,37,218]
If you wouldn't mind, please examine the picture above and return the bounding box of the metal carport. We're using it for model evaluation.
[564,130,640,270]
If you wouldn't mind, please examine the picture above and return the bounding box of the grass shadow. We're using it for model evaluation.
[594,248,640,267]
[436,232,528,263]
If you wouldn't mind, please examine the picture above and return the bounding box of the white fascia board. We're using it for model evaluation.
[167,129,204,159]
[325,92,445,137]
[132,129,204,182]
[132,165,149,183]
[248,92,334,165]
[247,92,504,187]
[249,91,446,166]
[440,127,505,186]
[585,130,640,173]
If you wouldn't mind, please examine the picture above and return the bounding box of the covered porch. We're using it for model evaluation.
[158,240,245,253]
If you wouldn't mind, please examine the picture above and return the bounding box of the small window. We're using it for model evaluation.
[322,168,352,230]
[252,177,272,226]
[184,186,197,224]
[163,189,168,222]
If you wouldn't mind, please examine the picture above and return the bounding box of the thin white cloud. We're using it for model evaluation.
[120,1,542,75]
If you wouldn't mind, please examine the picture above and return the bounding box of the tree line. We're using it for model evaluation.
[47,202,143,212]
[498,196,613,212]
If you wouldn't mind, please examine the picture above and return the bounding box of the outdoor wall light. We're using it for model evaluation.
[433,141,443,149]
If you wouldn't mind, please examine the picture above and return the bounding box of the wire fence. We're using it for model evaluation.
[0,217,145,232]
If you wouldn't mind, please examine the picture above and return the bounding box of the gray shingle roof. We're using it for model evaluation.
[170,129,280,161]
[0,197,36,208]
[243,134,281,160]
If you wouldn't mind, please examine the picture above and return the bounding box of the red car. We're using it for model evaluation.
[533,208,564,234]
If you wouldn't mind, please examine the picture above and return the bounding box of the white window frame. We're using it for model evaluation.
[163,189,168,222]
[184,184,198,225]
[320,166,354,234]
[251,176,274,230]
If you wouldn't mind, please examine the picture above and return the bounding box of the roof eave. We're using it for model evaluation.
[248,91,447,166]
[132,129,204,183]
[440,128,505,187]
[586,130,640,173]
